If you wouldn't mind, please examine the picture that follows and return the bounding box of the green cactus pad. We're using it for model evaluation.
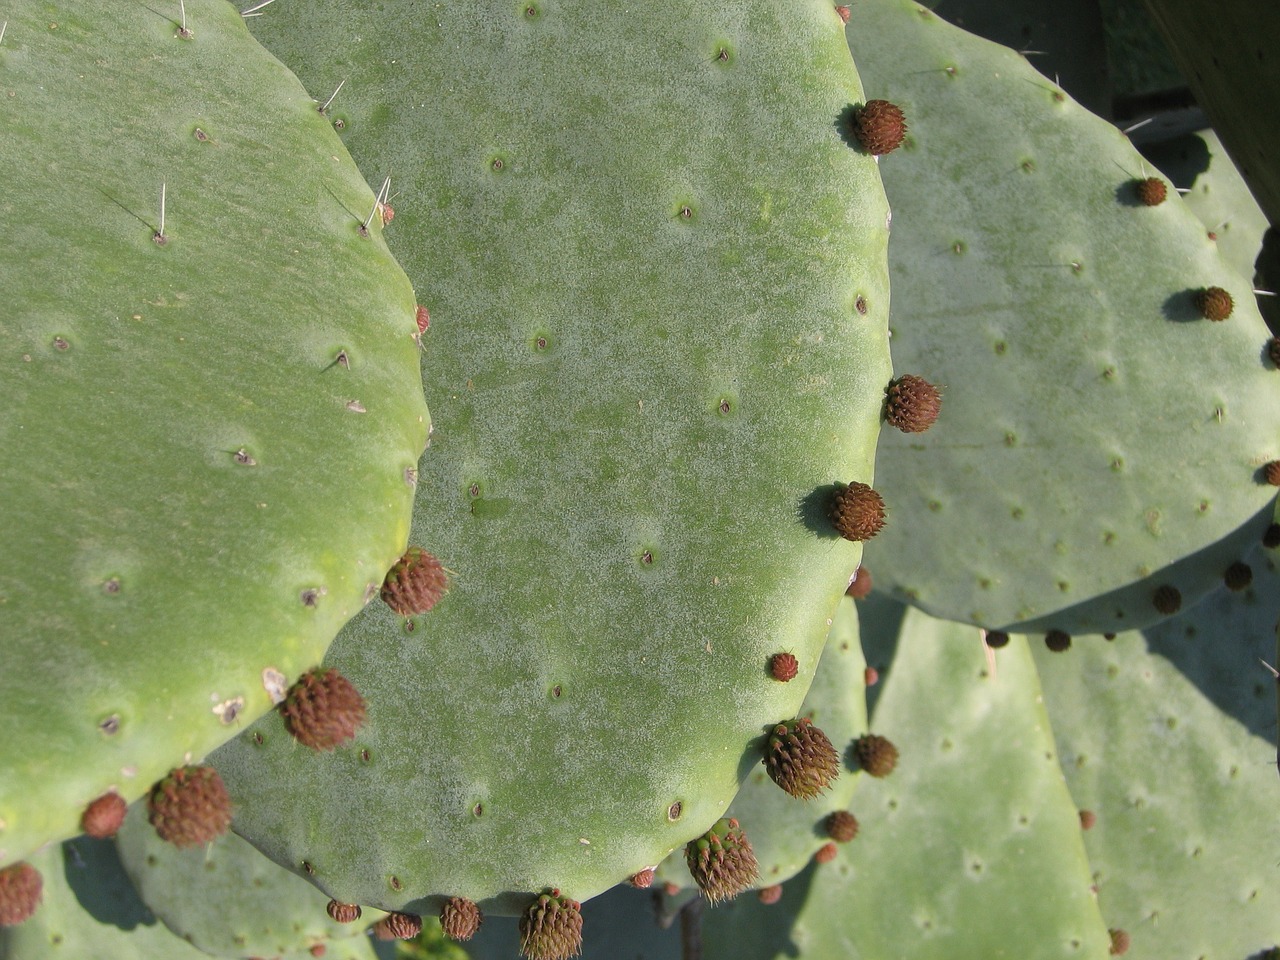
[0,837,392,960]
[218,0,892,917]
[694,605,1111,959]
[1140,128,1271,286]
[0,0,429,869]
[846,0,1280,635]
[1033,548,1280,959]
[657,595,869,892]
[114,799,387,958]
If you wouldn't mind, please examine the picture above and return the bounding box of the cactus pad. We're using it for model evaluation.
[0,0,429,869]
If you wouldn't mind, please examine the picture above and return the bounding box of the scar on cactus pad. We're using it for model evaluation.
[831,482,887,541]
[1194,286,1234,321]
[0,861,42,926]
[765,717,841,798]
[769,652,799,682]
[884,375,942,433]
[685,818,760,903]
[440,896,482,941]
[851,99,908,155]
[851,733,899,778]
[519,890,584,960]
[280,667,367,750]
[380,546,449,615]
[1134,177,1168,206]
[147,766,232,848]
[81,790,127,839]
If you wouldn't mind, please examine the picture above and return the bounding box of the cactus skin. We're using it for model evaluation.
[219,0,892,917]
[1033,547,1280,960]
[113,799,388,959]
[845,0,1280,636]
[694,605,1111,959]
[0,0,429,870]
[1140,129,1270,285]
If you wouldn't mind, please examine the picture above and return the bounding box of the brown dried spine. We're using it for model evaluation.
[852,99,907,155]
[852,733,899,778]
[440,897,482,941]
[0,862,42,926]
[81,791,128,839]
[830,482,886,541]
[1135,177,1167,206]
[280,668,367,750]
[381,547,449,615]
[1194,286,1233,321]
[147,766,232,847]
[885,375,942,433]
[765,718,841,798]
[769,652,799,682]
[685,818,759,903]
[519,890,584,960]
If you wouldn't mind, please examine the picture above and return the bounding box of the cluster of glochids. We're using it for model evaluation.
[680,721,898,904]
[0,545,451,932]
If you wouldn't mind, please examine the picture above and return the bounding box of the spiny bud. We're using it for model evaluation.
[280,668,366,750]
[769,652,799,682]
[830,482,886,542]
[326,900,362,923]
[1045,629,1072,652]
[852,99,907,155]
[519,889,583,960]
[1108,928,1131,956]
[629,868,655,889]
[1194,286,1233,321]
[0,862,42,926]
[147,766,232,847]
[1135,177,1167,206]
[764,718,840,798]
[846,566,873,599]
[440,897,482,941]
[758,884,783,904]
[381,547,449,615]
[685,818,759,903]
[1224,561,1253,591]
[373,912,422,941]
[825,810,859,842]
[81,791,127,839]
[852,733,899,778]
[1152,584,1182,615]
[885,375,942,433]
[813,842,839,864]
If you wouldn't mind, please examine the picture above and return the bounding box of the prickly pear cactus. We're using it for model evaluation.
[846,0,1280,636]
[113,800,387,958]
[218,0,892,921]
[696,606,1111,959]
[1032,546,1280,960]
[657,595,869,892]
[0,0,429,870]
